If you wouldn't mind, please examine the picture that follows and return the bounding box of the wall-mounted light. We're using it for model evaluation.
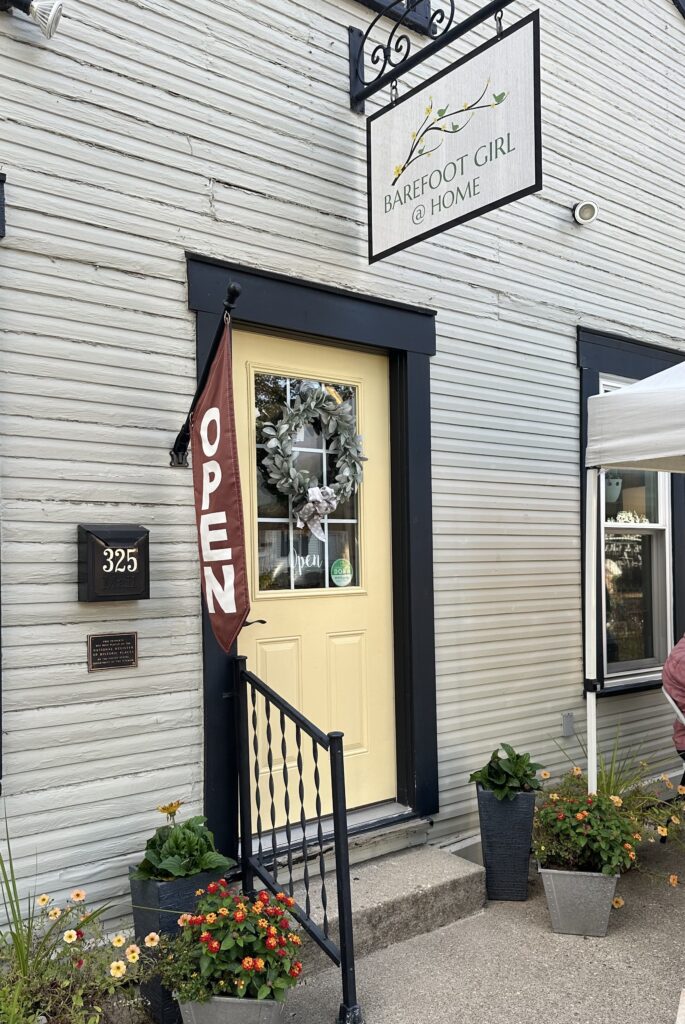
[0,0,63,38]
[573,199,599,225]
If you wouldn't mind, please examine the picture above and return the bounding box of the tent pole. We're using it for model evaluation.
[585,468,599,794]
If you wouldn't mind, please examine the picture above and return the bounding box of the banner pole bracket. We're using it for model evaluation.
[349,0,517,112]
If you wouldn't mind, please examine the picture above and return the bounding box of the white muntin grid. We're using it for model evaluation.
[255,375,359,592]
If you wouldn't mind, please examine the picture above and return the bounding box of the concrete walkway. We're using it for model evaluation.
[287,843,685,1024]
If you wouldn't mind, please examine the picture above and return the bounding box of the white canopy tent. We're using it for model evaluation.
[584,360,685,791]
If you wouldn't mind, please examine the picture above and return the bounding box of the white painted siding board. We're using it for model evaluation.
[1,0,684,921]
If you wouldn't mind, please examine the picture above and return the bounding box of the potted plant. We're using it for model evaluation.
[469,744,545,900]
[130,800,233,1024]
[605,470,623,504]
[534,771,638,936]
[0,827,157,1023]
[157,886,303,1022]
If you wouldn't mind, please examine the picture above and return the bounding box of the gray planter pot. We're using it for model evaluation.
[538,865,619,936]
[129,868,226,1024]
[476,784,536,901]
[179,997,286,1024]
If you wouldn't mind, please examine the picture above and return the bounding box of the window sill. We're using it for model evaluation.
[595,678,663,698]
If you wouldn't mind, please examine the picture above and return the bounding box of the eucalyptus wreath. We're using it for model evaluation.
[260,386,366,538]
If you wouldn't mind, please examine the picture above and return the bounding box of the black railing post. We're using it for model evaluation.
[236,655,255,895]
[329,732,363,1024]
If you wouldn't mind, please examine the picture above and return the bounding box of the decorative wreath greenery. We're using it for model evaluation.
[260,387,366,526]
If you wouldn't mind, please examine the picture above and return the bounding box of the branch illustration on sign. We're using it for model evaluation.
[391,81,508,185]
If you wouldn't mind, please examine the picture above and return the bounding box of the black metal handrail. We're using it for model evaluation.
[235,656,362,1024]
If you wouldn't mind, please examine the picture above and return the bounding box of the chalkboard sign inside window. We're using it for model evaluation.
[78,525,150,602]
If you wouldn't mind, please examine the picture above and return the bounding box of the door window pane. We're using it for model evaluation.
[604,469,659,524]
[605,532,655,668]
[254,372,361,592]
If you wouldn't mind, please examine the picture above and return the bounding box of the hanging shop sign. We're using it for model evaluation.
[367,11,542,262]
[78,524,150,602]
[190,319,251,654]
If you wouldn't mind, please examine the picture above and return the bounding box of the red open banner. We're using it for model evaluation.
[190,321,250,653]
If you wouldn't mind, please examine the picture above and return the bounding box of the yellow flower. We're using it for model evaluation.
[63,930,78,944]
[657,826,668,837]
[37,894,50,908]
[111,934,126,949]
[218,907,229,917]
[70,889,86,903]
[669,874,679,887]
[126,949,140,964]
[48,908,62,921]
[424,101,432,115]
[195,889,205,897]
[393,165,404,179]
[206,913,217,924]
[125,944,140,962]
[411,131,417,139]
[671,815,681,825]
[679,785,685,795]
[609,795,623,807]
[257,918,268,929]
[571,766,583,778]
[632,833,642,841]
[549,793,560,802]
[110,960,127,979]
[144,932,160,948]
[463,101,469,109]
[612,896,624,909]
[540,770,551,780]
[157,800,184,821]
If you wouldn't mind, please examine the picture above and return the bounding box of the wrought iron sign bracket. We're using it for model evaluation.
[349,0,517,113]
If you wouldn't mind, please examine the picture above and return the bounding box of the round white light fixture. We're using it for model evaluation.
[573,199,599,225]
[0,0,63,38]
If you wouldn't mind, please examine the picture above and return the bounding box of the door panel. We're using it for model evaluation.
[234,330,396,813]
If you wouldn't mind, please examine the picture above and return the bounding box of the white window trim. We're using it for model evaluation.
[599,374,674,686]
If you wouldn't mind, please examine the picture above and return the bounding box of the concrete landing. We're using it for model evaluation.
[287,842,685,1024]
[296,846,485,974]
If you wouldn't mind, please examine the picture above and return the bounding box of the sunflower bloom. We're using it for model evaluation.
[110,960,127,979]
[612,896,625,909]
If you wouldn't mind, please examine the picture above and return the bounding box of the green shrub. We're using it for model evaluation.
[469,743,545,801]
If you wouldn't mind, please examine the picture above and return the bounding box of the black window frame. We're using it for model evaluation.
[355,0,433,34]
[578,327,685,699]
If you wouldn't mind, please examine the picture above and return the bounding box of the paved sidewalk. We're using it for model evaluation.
[287,844,684,1024]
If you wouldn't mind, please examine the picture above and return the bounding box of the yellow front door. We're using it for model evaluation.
[233,329,396,812]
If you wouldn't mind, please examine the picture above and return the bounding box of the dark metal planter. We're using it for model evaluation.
[476,785,536,901]
[129,869,225,1024]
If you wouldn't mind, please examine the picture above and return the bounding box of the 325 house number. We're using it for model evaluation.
[102,547,139,573]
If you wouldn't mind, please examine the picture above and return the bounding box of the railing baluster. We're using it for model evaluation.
[330,731,362,1024]
[280,710,295,896]
[250,686,264,865]
[312,739,329,938]
[295,723,312,919]
[264,697,278,882]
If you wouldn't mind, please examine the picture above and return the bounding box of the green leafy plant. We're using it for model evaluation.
[469,744,545,800]
[157,885,303,1003]
[0,820,156,1024]
[534,771,643,876]
[132,801,233,881]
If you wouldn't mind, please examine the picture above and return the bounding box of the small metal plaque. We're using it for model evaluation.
[87,632,138,672]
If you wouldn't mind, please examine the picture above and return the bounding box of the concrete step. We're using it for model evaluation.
[295,846,485,975]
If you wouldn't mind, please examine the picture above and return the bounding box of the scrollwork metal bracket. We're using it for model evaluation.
[349,0,517,113]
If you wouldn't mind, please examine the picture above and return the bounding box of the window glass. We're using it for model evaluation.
[604,469,659,524]
[605,533,655,669]
[254,373,361,592]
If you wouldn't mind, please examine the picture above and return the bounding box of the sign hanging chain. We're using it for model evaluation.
[495,8,503,39]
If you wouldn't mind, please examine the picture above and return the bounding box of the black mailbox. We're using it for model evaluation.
[78,525,150,602]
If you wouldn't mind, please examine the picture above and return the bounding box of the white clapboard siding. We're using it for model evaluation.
[1,0,685,917]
